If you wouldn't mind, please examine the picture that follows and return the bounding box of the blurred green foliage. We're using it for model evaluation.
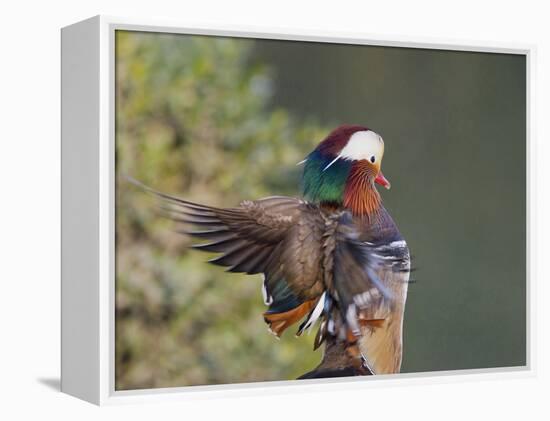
[115,31,328,390]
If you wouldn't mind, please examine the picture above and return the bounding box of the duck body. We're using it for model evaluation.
[154,124,411,378]
[302,204,410,376]
[298,125,411,375]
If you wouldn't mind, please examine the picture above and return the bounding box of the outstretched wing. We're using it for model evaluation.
[158,191,327,336]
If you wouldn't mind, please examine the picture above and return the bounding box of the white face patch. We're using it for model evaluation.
[339,130,385,164]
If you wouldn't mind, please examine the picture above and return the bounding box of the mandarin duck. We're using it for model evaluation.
[145,124,411,378]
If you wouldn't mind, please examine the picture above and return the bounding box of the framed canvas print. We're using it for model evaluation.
[61,15,533,405]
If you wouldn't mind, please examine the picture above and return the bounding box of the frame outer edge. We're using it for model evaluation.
[61,15,101,405]
[66,14,534,405]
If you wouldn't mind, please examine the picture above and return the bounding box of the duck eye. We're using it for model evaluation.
[370,156,376,163]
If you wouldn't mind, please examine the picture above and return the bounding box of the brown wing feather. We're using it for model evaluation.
[154,189,328,336]
[164,195,320,279]
[161,194,325,336]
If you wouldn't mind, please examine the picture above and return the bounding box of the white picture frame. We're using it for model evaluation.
[61,15,535,405]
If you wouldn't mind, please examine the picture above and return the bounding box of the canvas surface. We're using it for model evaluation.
[115,30,526,390]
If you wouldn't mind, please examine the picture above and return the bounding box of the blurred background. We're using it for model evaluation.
[115,30,526,390]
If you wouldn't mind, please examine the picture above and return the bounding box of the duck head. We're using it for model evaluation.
[301,125,390,217]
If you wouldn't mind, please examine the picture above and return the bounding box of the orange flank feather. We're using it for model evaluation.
[263,299,317,337]
[359,318,386,334]
[347,319,386,343]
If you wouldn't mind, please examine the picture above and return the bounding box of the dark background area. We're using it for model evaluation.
[116,31,526,389]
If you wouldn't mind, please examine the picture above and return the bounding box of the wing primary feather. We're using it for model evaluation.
[192,238,250,253]
[164,211,221,223]
[125,176,223,212]
[179,230,233,240]
[160,206,219,221]
[208,243,262,268]
[229,246,272,274]
[168,216,227,229]
[163,206,219,219]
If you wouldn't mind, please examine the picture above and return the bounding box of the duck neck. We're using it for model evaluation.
[343,161,382,219]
